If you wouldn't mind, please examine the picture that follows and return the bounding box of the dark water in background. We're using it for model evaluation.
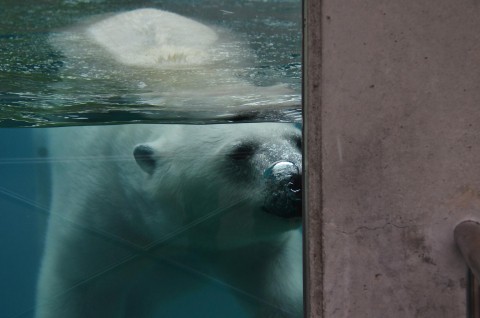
[0,0,302,317]
[0,129,47,318]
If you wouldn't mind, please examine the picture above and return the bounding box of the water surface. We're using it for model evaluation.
[0,0,301,127]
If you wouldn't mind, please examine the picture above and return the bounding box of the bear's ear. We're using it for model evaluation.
[133,144,157,175]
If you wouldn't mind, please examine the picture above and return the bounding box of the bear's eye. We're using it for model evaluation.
[228,142,258,161]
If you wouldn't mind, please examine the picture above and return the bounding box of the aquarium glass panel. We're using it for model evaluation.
[0,1,302,317]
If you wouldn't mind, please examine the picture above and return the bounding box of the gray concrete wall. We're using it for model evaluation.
[306,0,480,316]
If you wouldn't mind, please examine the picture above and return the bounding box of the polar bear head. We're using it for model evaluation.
[132,123,302,246]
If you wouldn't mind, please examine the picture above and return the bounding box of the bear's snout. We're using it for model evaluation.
[263,161,302,218]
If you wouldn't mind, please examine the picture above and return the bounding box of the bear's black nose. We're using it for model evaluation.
[263,161,302,218]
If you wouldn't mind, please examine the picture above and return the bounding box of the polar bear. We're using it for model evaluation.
[37,8,302,317]
[35,123,303,318]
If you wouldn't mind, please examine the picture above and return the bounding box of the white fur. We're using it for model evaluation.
[35,124,303,318]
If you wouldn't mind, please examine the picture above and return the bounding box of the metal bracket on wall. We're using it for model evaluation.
[454,220,480,318]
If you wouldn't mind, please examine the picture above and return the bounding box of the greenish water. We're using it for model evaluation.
[0,0,301,127]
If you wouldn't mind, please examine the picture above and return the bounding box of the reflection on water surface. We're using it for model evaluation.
[0,0,301,127]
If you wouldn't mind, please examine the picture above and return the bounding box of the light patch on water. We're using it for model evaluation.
[86,9,219,67]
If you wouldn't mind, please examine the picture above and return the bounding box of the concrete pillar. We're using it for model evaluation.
[306,0,480,316]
